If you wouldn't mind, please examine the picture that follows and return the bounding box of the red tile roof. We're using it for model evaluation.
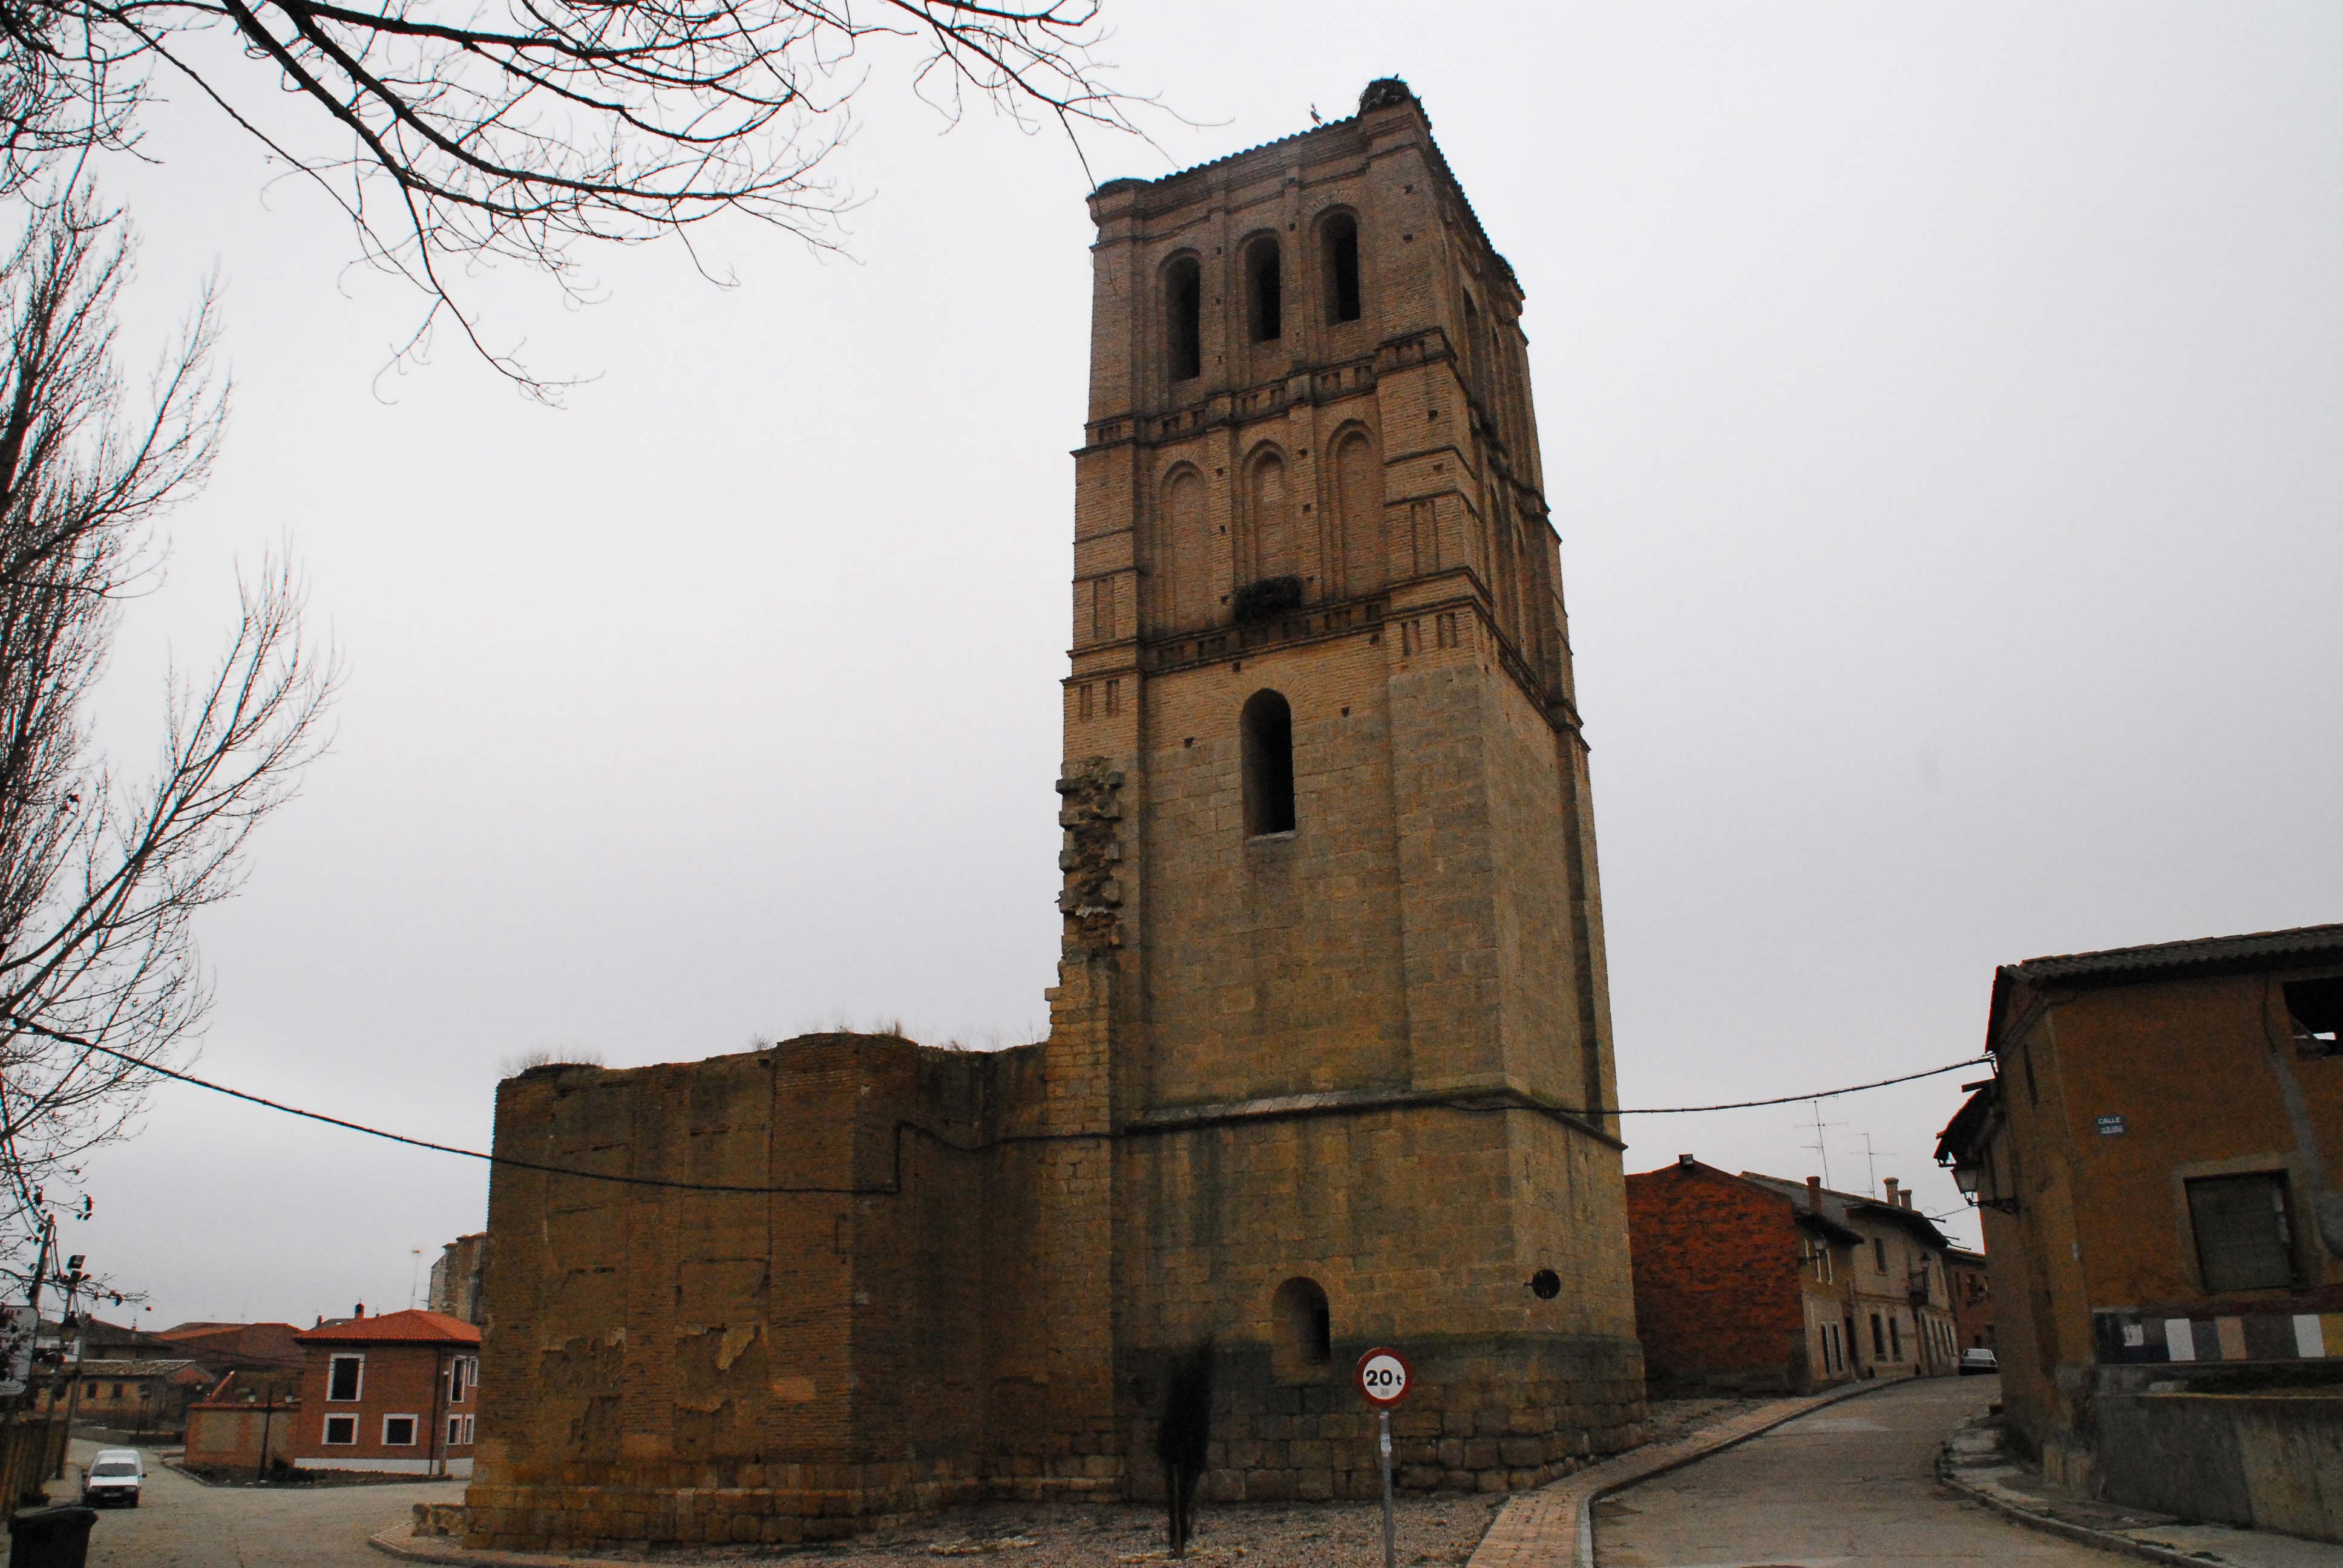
[293,1308,480,1346]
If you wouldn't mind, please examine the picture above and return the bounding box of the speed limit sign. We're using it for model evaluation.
[1355,1347,1412,1407]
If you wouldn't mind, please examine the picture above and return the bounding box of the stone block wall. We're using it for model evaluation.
[465,1031,1116,1551]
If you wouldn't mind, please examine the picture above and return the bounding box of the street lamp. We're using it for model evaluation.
[1948,1162,2019,1216]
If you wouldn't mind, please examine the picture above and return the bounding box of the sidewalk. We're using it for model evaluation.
[1466,1374,1901,1568]
[1939,1416,2343,1568]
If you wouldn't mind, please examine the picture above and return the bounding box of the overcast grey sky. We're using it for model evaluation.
[59,2,2343,1327]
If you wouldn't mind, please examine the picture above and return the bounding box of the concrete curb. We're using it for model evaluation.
[1467,1374,1912,1568]
[1931,1421,2341,1568]
[1935,1461,2218,1568]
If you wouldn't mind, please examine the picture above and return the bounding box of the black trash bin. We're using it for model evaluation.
[7,1504,97,1568]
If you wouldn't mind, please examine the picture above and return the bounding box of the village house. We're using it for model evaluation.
[1945,1247,1994,1353]
[291,1307,481,1476]
[1738,1173,1961,1379]
[67,1357,212,1434]
[154,1321,304,1375]
[1626,1157,1866,1393]
[1935,923,2343,1541]
[1627,1158,1961,1394]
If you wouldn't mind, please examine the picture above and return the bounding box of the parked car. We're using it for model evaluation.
[1958,1347,1999,1376]
[82,1449,143,1507]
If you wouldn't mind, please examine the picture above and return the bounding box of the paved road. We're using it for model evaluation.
[1594,1376,2122,1567]
[51,1439,459,1568]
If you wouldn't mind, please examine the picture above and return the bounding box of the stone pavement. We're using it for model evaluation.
[1587,1376,2120,1567]
[1941,1411,2343,1568]
[40,1437,457,1568]
[1467,1374,1901,1567]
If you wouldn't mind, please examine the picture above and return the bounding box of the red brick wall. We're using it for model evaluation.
[294,1340,475,1467]
[1627,1162,1805,1393]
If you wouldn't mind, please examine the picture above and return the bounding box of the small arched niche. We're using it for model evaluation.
[1270,1276,1332,1382]
[1321,211,1362,324]
[1244,235,1283,342]
[1240,690,1296,838]
[1165,254,1203,382]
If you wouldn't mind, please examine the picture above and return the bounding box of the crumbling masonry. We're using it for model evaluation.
[463,80,1646,1552]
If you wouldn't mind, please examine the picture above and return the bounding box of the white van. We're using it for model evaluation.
[82,1448,143,1507]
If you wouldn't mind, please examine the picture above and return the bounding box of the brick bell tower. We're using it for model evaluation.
[1059,79,1647,1498]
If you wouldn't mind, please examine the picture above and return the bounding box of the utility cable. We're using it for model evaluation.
[23,1021,1991,1197]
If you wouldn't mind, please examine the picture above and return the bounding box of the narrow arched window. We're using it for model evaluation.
[1323,213,1361,324]
[1333,430,1381,595]
[1241,690,1296,837]
[1271,1277,1331,1379]
[1166,256,1202,381]
[1245,237,1282,342]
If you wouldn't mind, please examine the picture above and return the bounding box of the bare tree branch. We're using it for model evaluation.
[0,192,339,1304]
[3,0,1158,398]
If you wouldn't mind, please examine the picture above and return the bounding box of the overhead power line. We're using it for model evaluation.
[24,1021,1990,1198]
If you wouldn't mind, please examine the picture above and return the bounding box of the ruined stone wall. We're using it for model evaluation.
[464,1034,1111,1551]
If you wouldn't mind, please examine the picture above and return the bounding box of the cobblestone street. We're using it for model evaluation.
[50,1440,460,1568]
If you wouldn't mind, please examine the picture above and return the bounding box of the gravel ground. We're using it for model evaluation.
[661,1492,1507,1566]
[387,1403,1780,1566]
[1637,1396,1774,1448]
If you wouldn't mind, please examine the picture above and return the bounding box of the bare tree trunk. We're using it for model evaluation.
[0,190,339,1308]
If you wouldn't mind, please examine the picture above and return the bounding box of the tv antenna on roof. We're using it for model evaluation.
[1800,1102,1845,1189]
[1861,1132,1898,1198]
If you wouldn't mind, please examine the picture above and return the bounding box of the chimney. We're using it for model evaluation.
[1901,1190,1915,1210]
[354,1302,365,1318]
[1806,1176,1823,1209]
[1883,1178,1900,1206]
[1677,1154,1696,1168]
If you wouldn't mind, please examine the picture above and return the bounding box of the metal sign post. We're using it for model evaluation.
[1355,1348,1413,1568]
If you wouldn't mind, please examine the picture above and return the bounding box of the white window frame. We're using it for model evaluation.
[321,1414,358,1446]
[381,1414,419,1447]
[448,1413,475,1446]
[326,1353,365,1403]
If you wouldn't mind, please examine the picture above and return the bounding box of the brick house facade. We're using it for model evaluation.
[1936,924,2343,1513]
[1626,1157,1863,1394]
[465,77,1645,1553]
[292,1309,480,1476]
